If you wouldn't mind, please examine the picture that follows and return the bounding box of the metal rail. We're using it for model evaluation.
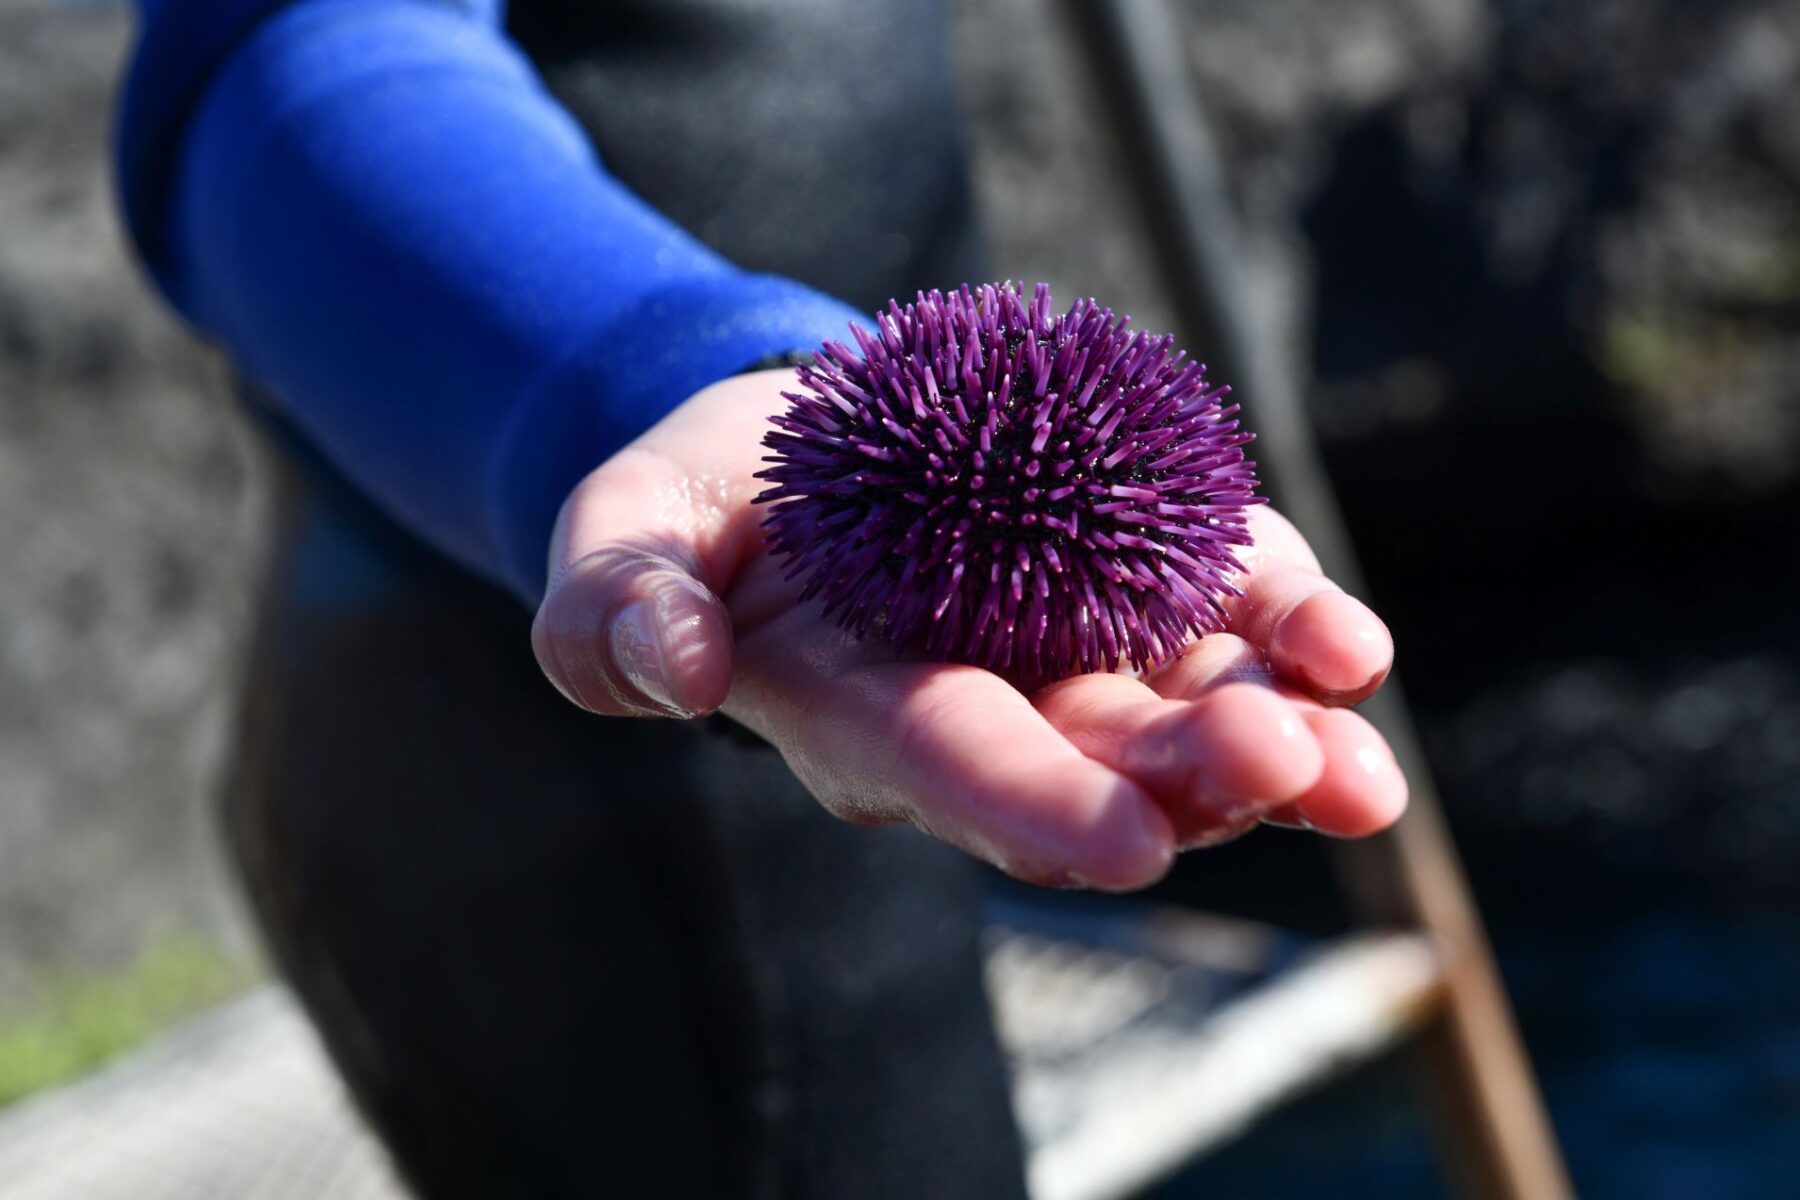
[1075,2,1575,1197]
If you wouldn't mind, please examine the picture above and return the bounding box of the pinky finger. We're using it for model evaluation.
[1268,708,1408,837]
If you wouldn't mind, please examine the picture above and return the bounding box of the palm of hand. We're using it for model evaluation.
[535,371,1404,891]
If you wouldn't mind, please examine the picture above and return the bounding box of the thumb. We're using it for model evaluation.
[530,458,736,720]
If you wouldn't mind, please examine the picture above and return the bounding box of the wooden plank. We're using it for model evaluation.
[1074,3,1573,1196]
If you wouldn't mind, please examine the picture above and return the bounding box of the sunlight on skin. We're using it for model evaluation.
[534,370,1406,892]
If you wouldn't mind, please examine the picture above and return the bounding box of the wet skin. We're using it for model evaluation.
[533,369,1405,892]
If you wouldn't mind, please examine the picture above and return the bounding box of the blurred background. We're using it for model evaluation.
[1,0,1796,1195]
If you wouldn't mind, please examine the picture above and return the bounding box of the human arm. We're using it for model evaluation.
[119,1,1404,888]
[117,0,866,599]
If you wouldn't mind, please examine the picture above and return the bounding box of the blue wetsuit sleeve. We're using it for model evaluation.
[117,0,869,601]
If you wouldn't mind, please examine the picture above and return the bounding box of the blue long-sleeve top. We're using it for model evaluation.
[117,0,868,602]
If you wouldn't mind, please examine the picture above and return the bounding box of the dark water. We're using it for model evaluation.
[1142,613,1800,1196]
[1136,596,1800,1195]
[1151,907,1800,1199]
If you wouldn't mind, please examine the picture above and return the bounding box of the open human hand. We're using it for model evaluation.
[532,369,1406,891]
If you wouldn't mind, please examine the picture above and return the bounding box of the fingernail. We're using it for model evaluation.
[1261,804,1317,832]
[1177,799,1266,850]
[1178,824,1257,851]
[608,574,716,717]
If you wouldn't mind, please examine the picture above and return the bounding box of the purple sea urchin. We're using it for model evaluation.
[754,282,1262,680]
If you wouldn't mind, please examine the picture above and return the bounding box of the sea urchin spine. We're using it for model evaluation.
[754,282,1262,680]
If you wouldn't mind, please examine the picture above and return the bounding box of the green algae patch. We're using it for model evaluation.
[0,932,254,1108]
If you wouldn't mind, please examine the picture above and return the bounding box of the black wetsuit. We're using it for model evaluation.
[222,2,1029,1196]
